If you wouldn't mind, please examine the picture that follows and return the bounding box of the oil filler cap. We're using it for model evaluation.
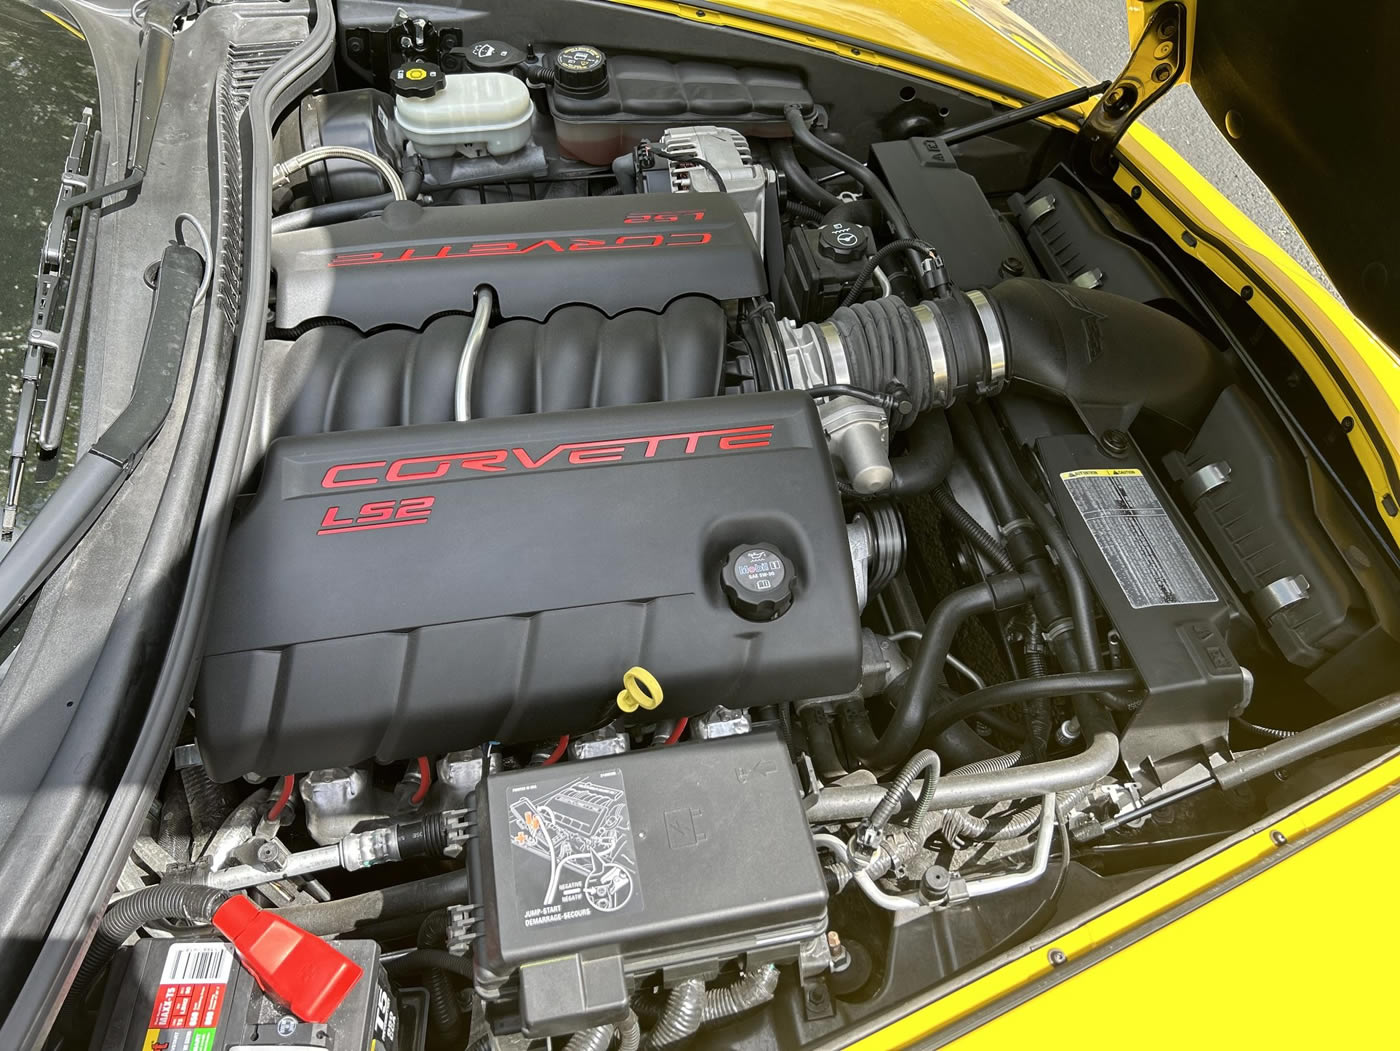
[722,544,795,621]
[552,44,609,98]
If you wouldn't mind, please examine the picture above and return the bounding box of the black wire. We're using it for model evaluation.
[644,145,727,193]
[837,238,944,310]
[926,669,1142,737]
[806,383,893,409]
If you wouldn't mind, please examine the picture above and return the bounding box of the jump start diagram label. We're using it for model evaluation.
[1060,469,1217,609]
[507,766,643,928]
[142,942,232,1051]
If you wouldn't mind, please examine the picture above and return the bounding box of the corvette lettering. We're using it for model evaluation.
[329,231,712,268]
[321,423,776,490]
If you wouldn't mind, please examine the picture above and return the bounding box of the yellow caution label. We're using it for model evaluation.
[405,66,428,81]
[1059,468,1144,480]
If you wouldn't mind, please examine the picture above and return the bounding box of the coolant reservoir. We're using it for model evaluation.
[395,73,534,159]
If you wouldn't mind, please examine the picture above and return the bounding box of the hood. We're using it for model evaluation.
[1163,0,1399,345]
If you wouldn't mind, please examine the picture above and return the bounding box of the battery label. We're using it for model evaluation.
[506,767,643,928]
[142,943,232,1051]
[1060,469,1217,609]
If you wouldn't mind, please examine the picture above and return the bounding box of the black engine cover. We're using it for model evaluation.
[269,193,766,329]
[197,393,860,780]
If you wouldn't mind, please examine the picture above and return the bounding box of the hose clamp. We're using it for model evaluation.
[818,320,852,386]
[965,289,1007,395]
[910,302,950,406]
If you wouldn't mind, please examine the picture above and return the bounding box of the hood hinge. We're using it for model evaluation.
[1073,1,1187,176]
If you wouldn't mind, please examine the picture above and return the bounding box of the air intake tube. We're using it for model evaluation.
[748,278,1226,494]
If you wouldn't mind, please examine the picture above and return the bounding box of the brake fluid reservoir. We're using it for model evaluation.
[395,72,534,159]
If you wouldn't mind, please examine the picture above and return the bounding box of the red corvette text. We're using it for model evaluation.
[329,231,712,268]
[320,424,776,490]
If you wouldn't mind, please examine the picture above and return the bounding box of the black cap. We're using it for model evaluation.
[552,44,609,98]
[721,544,795,621]
[464,40,522,72]
[391,59,446,98]
[818,222,870,264]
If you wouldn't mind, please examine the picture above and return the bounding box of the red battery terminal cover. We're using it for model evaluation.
[211,895,363,1022]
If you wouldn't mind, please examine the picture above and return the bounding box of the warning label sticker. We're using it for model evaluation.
[506,767,642,929]
[143,942,233,1051]
[1060,469,1217,609]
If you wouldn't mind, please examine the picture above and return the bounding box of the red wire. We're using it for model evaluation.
[543,736,569,765]
[412,755,432,804]
[664,718,688,745]
[266,774,296,822]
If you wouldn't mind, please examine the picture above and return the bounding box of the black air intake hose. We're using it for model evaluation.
[756,279,1227,441]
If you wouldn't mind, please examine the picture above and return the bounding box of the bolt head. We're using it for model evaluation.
[1153,63,1173,83]
[1048,948,1068,966]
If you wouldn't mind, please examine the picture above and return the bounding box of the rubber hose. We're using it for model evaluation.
[783,105,935,287]
[926,670,1141,737]
[858,583,1002,768]
[270,169,422,234]
[801,707,848,780]
[869,749,939,833]
[932,483,1015,572]
[771,139,842,210]
[972,404,1101,679]
[643,979,706,1049]
[273,867,470,936]
[75,884,230,994]
[418,912,464,1038]
[831,297,935,422]
[565,1025,615,1051]
[618,1009,642,1051]
[888,411,955,496]
[702,965,781,1024]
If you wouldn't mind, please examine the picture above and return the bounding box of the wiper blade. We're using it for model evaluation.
[4,109,104,539]
[4,0,192,538]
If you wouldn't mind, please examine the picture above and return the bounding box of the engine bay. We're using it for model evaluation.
[67,3,1400,1049]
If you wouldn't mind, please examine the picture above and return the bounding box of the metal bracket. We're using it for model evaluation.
[1073,1,1188,176]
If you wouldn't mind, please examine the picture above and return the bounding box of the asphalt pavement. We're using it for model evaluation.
[1007,0,1331,290]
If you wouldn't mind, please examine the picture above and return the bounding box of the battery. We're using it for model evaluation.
[89,936,426,1051]
[467,732,828,1038]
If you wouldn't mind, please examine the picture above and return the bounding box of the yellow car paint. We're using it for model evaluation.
[605,0,1400,541]
[593,0,1400,1042]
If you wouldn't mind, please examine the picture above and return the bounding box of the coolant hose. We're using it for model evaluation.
[927,670,1142,738]
[643,979,706,1049]
[800,707,848,780]
[888,410,954,496]
[857,577,1035,769]
[771,139,842,211]
[702,965,781,1024]
[75,884,231,995]
[274,867,471,936]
